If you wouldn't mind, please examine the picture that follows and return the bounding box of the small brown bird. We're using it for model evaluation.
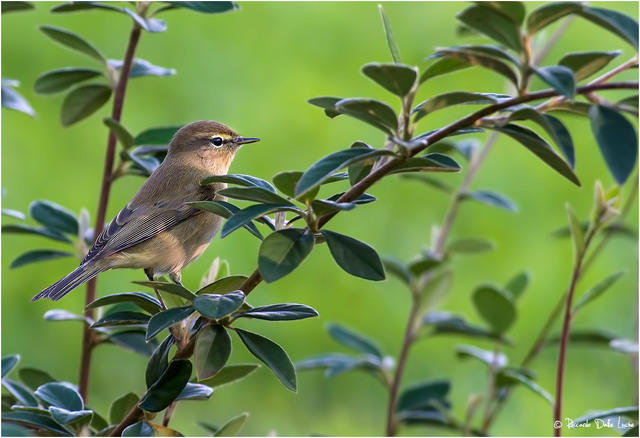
[32,120,259,301]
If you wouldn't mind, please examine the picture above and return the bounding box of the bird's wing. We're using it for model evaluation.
[82,201,202,264]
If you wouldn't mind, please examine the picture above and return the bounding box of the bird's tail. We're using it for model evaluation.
[31,263,105,301]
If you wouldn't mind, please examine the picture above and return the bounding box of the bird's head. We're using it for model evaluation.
[167,120,259,173]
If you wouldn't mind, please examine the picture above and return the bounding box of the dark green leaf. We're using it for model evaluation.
[146,335,174,388]
[220,203,296,238]
[1,422,31,437]
[307,96,342,118]
[421,311,509,343]
[460,190,517,212]
[193,292,245,319]
[496,368,553,404]
[86,292,161,314]
[213,412,249,437]
[589,105,638,184]
[44,309,88,323]
[1,81,35,116]
[198,364,260,388]
[258,229,314,283]
[121,9,166,33]
[504,271,530,300]
[195,325,232,380]
[408,255,441,277]
[2,355,19,378]
[452,44,520,65]
[397,380,450,411]
[295,148,394,197]
[39,25,105,63]
[548,329,619,346]
[217,187,292,205]
[559,51,621,81]
[432,47,519,84]
[168,1,238,14]
[34,382,83,411]
[237,303,319,321]
[175,383,213,401]
[572,406,638,426]
[134,126,181,145]
[578,6,639,49]
[527,2,582,33]
[534,66,575,99]
[447,238,494,254]
[235,329,297,391]
[547,101,592,116]
[108,329,157,356]
[201,174,275,192]
[321,230,385,281]
[478,1,525,24]
[109,394,138,430]
[362,63,417,97]
[50,2,124,13]
[311,199,356,217]
[491,123,580,186]
[139,359,192,412]
[574,271,625,312]
[420,57,471,83]
[103,117,135,149]
[10,249,73,269]
[472,284,516,333]
[133,281,196,301]
[326,323,383,358]
[1,2,34,13]
[197,275,248,295]
[187,201,262,239]
[146,306,194,340]
[29,200,78,235]
[414,92,498,122]
[378,5,400,63]
[34,68,103,94]
[18,368,55,390]
[456,5,522,51]
[273,171,318,200]
[109,58,175,78]
[381,256,411,284]
[61,84,112,126]
[296,354,379,378]
[48,407,92,427]
[2,379,38,407]
[456,344,508,368]
[1,411,72,436]
[400,174,453,193]
[122,422,154,437]
[618,94,639,108]
[326,192,377,205]
[396,409,452,427]
[335,98,398,135]
[91,311,149,328]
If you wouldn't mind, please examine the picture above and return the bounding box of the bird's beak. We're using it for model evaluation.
[234,137,260,145]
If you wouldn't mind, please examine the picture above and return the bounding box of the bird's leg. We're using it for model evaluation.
[145,268,167,310]
[169,271,183,287]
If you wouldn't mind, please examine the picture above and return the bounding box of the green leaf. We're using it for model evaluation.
[453,44,520,65]
[193,291,245,319]
[146,306,194,340]
[91,311,149,328]
[432,47,519,85]
[548,329,619,346]
[414,92,499,122]
[534,66,575,99]
[527,2,582,34]
[401,174,453,193]
[478,2,526,25]
[566,203,585,258]
[187,201,262,240]
[10,249,73,269]
[213,412,249,437]
[235,329,297,391]
[61,84,112,126]
[258,228,314,283]
[217,187,292,205]
[122,422,154,437]
[578,6,639,49]
[589,105,638,184]
[295,148,394,197]
[133,281,196,301]
[460,190,517,212]
[378,5,400,63]
[197,275,248,295]
[198,364,260,388]
[456,344,508,368]
[194,325,232,381]
[2,208,25,220]
[504,271,530,300]
[103,117,135,149]
[308,96,342,118]
[108,393,139,425]
[574,271,625,312]
[420,57,471,83]
[456,5,522,51]
[237,303,319,321]
[447,238,494,254]
[1,422,31,437]
[421,311,509,344]
[34,382,83,411]
[135,126,181,145]
[362,63,417,97]
[44,309,89,323]
[559,51,621,81]
[109,58,175,78]
[18,368,55,390]
[201,174,275,192]
[1,80,35,116]
[618,94,639,109]
[408,255,441,277]
[51,409,92,432]
[145,335,174,388]
[108,329,156,356]
[335,98,398,135]
[1,411,72,436]
[326,323,383,359]
[396,409,452,428]
[2,379,38,407]
[491,123,580,186]
[381,256,411,284]
[472,284,516,334]
[168,1,238,14]
[397,380,450,411]
[1,2,34,13]
[2,355,20,378]
[311,199,356,217]
[296,354,376,378]
[29,200,78,235]
[34,68,102,94]
[496,368,553,404]
[572,406,638,426]
[273,171,318,200]
[321,230,385,281]
[86,292,161,315]
[139,359,192,412]
[50,2,124,13]
[39,25,105,63]
[220,203,296,238]
[175,382,213,401]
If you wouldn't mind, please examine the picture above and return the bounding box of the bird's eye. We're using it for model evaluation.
[210,137,224,147]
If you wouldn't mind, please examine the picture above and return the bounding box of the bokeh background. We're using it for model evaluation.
[2,2,638,436]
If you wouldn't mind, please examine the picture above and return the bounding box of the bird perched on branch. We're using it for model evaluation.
[32,120,259,301]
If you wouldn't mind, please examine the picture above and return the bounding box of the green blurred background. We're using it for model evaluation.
[2,1,638,436]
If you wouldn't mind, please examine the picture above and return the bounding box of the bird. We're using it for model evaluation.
[31,120,259,301]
